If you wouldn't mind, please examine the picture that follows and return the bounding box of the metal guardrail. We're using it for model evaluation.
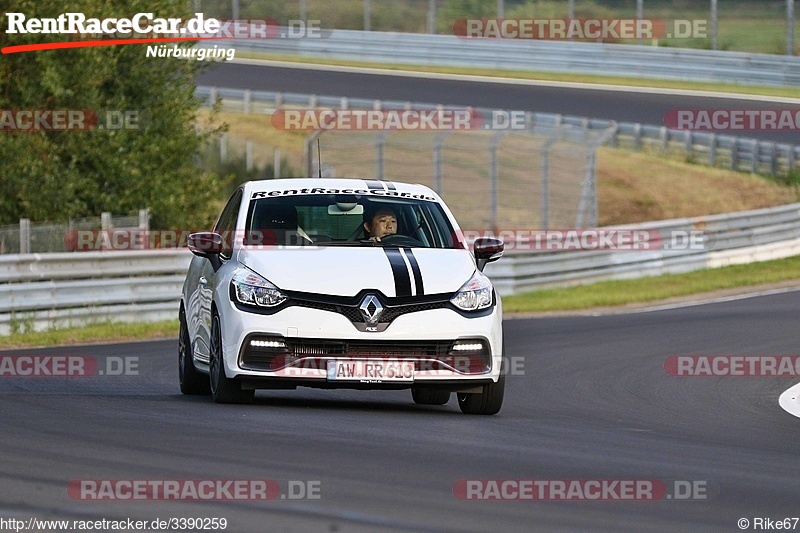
[0,251,191,335]
[212,29,800,88]
[196,85,800,178]
[2,202,800,334]
[485,202,800,294]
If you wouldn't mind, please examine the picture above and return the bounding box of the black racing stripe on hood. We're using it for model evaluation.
[383,247,412,297]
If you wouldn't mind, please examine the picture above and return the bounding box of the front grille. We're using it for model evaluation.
[297,339,450,357]
[292,300,363,322]
[290,298,449,325]
[239,336,491,374]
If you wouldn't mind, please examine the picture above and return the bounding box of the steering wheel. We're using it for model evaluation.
[378,233,423,246]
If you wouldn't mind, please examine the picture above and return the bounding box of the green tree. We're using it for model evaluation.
[0,0,223,229]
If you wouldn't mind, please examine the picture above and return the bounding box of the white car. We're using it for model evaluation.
[179,178,505,414]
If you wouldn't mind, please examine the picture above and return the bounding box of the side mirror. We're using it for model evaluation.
[188,232,224,271]
[474,237,504,272]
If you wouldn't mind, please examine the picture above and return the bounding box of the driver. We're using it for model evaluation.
[363,207,397,242]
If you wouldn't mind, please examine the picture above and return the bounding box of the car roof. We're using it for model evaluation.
[242,178,440,201]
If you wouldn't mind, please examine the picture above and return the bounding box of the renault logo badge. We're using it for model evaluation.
[359,295,384,325]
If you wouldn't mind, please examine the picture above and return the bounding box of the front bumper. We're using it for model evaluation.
[218,297,503,389]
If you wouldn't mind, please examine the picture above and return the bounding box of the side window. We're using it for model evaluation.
[214,189,243,258]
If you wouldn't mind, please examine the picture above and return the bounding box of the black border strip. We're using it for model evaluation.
[383,247,412,297]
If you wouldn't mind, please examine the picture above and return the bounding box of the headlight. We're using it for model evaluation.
[450,271,493,311]
[232,270,288,308]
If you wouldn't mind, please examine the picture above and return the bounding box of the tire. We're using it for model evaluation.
[209,312,254,404]
[411,387,451,405]
[458,373,504,415]
[179,308,210,395]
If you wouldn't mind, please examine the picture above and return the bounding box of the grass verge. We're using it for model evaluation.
[0,320,179,350]
[503,255,800,313]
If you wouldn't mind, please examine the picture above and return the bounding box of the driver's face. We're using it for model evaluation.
[365,210,397,239]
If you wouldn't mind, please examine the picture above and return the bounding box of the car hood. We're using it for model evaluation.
[237,246,477,297]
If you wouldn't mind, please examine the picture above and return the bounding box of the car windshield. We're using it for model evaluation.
[243,193,460,249]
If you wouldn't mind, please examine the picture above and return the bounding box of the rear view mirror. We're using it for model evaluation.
[474,237,504,271]
[188,232,224,271]
[328,204,365,215]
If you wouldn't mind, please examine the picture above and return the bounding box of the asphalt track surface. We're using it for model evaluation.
[2,291,800,532]
[196,62,800,144]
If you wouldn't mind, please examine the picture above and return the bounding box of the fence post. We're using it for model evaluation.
[788,0,795,56]
[576,153,598,228]
[375,132,387,180]
[19,218,30,254]
[243,89,251,114]
[220,133,228,162]
[489,131,509,232]
[538,134,559,229]
[246,140,254,171]
[659,126,668,154]
[364,0,371,31]
[101,212,112,231]
[274,147,281,178]
[634,123,645,150]
[752,139,759,173]
[138,209,149,232]
[209,87,218,106]
[138,209,150,250]
[305,131,322,178]
[709,133,717,166]
[711,0,719,50]
[540,146,550,230]
[771,143,778,175]
[731,138,739,170]
[427,0,436,34]
[788,145,796,173]
[433,132,449,196]
[609,123,619,148]
[684,130,693,158]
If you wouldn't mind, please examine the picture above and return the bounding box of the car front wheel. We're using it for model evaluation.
[411,387,451,405]
[179,308,210,395]
[458,373,504,415]
[209,312,254,404]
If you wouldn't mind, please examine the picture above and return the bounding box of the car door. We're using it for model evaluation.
[193,188,243,363]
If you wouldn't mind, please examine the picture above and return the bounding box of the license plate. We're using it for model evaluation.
[326,359,414,382]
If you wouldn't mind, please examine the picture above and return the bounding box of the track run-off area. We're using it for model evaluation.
[2,291,800,531]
